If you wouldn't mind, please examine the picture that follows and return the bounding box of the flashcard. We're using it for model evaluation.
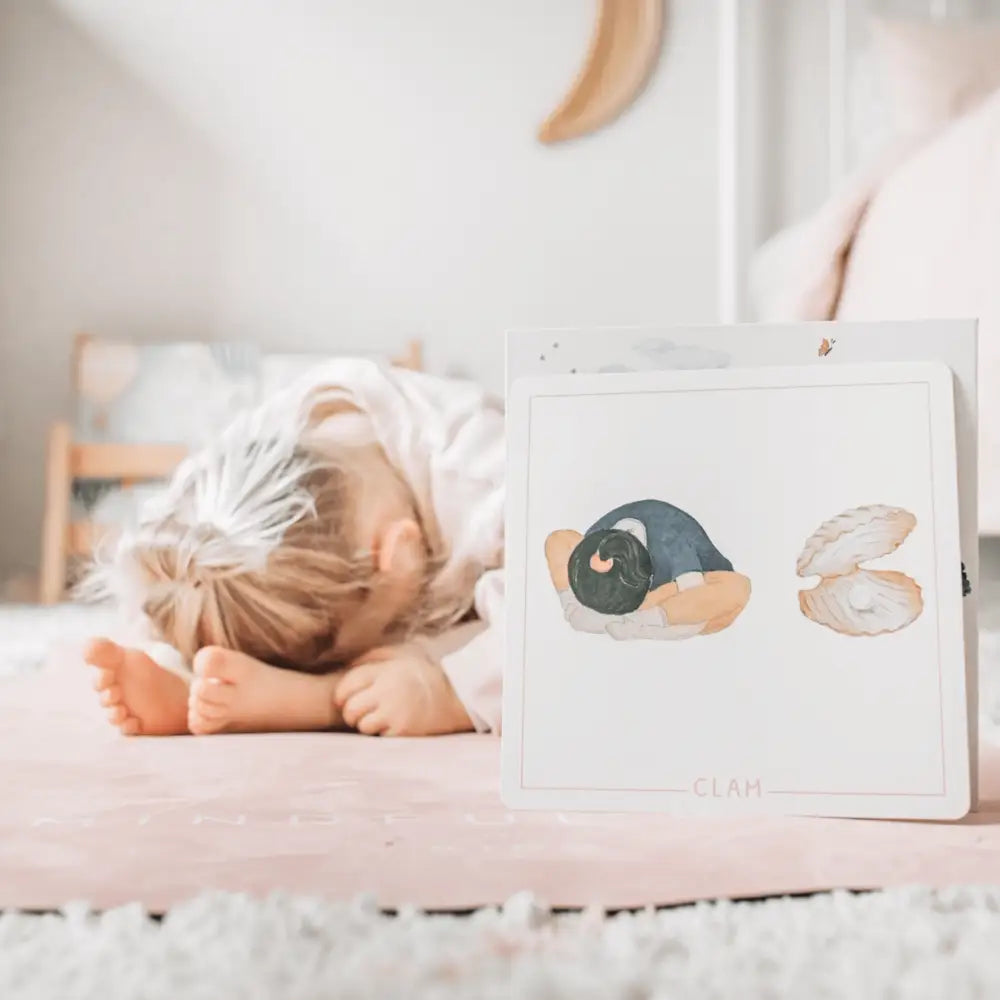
[502,360,969,819]
[505,319,980,806]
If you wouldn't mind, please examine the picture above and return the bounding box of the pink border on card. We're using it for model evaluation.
[518,381,948,799]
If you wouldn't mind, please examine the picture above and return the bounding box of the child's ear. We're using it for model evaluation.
[376,518,423,576]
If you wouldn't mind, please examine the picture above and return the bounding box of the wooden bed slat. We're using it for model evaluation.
[41,335,426,602]
[70,442,187,480]
[39,423,73,605]
[67,520,119,556]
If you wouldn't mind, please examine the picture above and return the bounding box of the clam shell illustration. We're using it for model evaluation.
[796,505,923,636]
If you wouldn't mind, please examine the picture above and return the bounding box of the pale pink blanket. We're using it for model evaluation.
[2,644,999,912]
[752,88,1000,532]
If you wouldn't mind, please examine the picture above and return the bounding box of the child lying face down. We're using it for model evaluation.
[84,358,505,737]
[545,500,751,640]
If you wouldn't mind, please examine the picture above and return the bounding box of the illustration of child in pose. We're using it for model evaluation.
[545,500,750,640]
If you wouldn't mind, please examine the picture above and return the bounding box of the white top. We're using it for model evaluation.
[276,358,506,733]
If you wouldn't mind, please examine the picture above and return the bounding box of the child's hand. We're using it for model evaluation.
[334,643,474,737]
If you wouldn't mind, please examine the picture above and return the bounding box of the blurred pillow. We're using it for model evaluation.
[74,338,260,447]
[835,87,1000,533]
[868,15,1000,136]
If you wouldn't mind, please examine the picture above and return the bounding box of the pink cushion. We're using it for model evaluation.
[2,643,999,912]
[836,89,1000,533]
[869,15,1000,137]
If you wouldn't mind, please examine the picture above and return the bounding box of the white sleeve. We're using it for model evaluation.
[675,571,706,591]
[558,589,622,633]
[432,569,505,735]
[606,616,705,641]
[610,517,647,548]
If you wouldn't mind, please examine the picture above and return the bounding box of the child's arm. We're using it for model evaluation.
[644,570,751,626]
[608,573,751,641]
[434,569,504,734]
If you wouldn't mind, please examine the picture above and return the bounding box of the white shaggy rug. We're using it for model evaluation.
[4,887,1000,999]
[0,603,113,677]
[3,599,1000,997]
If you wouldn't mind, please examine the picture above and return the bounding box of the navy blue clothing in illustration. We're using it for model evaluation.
[587,499,732,589]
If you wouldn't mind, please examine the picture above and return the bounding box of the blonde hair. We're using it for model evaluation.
[85,403,396,672]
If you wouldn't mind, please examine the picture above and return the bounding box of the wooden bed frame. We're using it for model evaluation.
[39,336,424,604]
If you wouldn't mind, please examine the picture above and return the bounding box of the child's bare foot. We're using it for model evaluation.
[187,647,344,735]
[335,644,474,737]
[84,638,190,736]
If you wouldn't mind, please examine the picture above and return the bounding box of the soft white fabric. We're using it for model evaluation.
[611,517,648,548]
[137,641,192,682]
[606,612,704,643]
[558,587,622,635]
[868,15,1000,138]
[274,358,506,732]
[750,87,1000,533]
[10,886,1000,999]
[834,89,1000,533]
[431,568,505,733]
[750,136,923,322]
[556,588,707,643]
[675,571,705,593]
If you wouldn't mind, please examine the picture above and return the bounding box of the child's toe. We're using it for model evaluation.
[192,646,235,679]
[190,677,235,708]
[188,709,226,735]
[106,704,128,725]
[190,699,229,722]
[91,668,117,692]
[84,638,124,672]
[187,675,238,734]
[192,645,264,684]
[99,685,122,707]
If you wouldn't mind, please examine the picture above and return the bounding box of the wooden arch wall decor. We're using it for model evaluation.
[538,0,666,144]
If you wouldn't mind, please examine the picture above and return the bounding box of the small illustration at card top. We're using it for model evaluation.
[631,338,731,370]
[796,504,923,636]
[544,499,751,641]
[818,337,836,357]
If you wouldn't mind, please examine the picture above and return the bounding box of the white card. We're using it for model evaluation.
[502,360,969,819]
[505,319,980,806]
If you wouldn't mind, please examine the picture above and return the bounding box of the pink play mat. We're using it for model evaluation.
[2,641,999,912]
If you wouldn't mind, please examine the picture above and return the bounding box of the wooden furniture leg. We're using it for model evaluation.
[393,339,424,371]
[39,421,73,604]
[36,334,423,604]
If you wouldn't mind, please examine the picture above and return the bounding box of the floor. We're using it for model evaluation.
[1,545,999,997]
[5,885,1000,1000]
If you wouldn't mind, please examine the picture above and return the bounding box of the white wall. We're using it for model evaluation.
[0,0,728,579]
[0,0,228,580]
[0,0,833,581]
